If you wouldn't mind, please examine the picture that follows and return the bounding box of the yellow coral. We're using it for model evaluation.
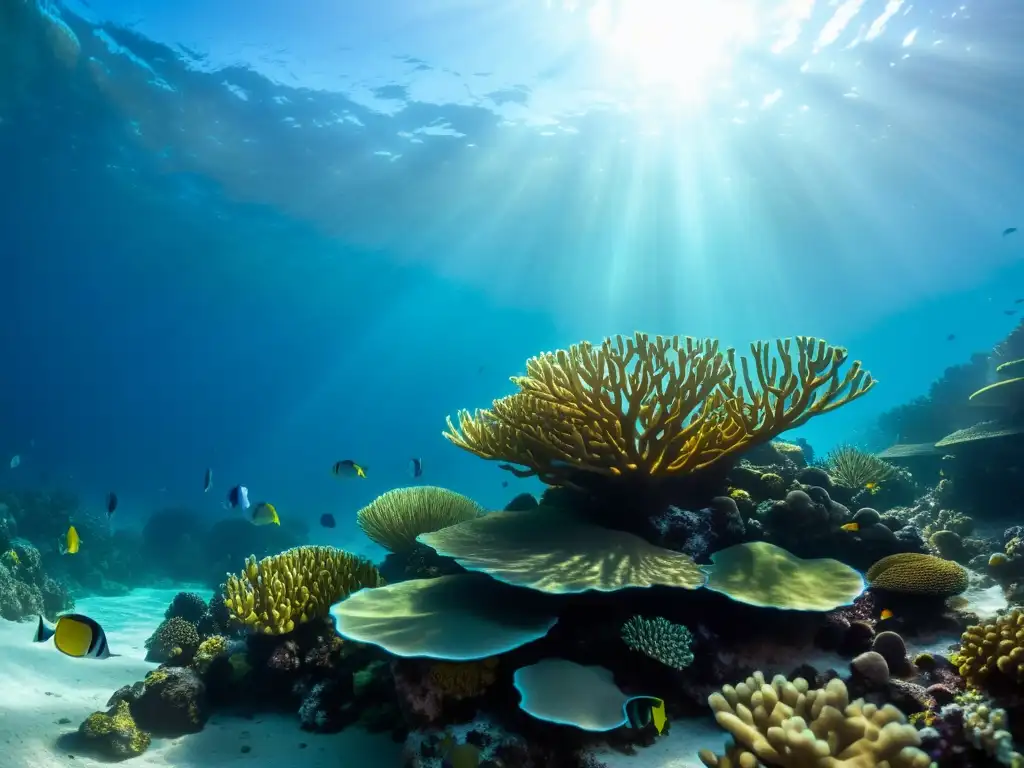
[223,545,384,635]
[728,488,752,503]
[79,700,151,757]
[866,552,968,597]
[357,486,483,553]
[759,472,786,496]
[428,657,499,699]
[444,333,874,485]
[951,608,1024,688]
[697,672,931,768]
[191,635,229,674]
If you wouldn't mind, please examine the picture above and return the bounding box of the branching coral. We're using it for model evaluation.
[444,333,875,485]
[698,672,931,767]
[621,616,694,670]
[825,444,896,488]
[356,486,482,552]
[223,545,383,635]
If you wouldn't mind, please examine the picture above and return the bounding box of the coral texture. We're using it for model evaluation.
[621,616,694,670]
[144,616,201,663]
[952,608,1024,689]
[223,545,383,635]
[866,553,969,596]
[444,333,874,484]
[78,700,151,758]
[356,486,482,552]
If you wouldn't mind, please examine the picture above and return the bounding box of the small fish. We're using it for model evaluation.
[53,613,115,659]
[501,480,509,488]
[9,454,19,469]
[624,696,667,735]
[106,492,118,517]
[410,457,423,479]
[2,549,19,567]
[1016,299,1024,304]
[62,526,80,555]
[320,513,336,529]
[880,609,894,621]
[1004,227,1018,237]
[1006,310,1017,316]
[332,460,367,479]
[224,485,250,511]
[250,502,280,526]
[204,468,213,493]
[840,522,860,532]
[33,614,56,643]
[864,482,881,495]
[947,334,956,341]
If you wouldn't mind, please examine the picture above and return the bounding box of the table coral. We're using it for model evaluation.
[444,333,874,485]
[698,672,931,768]
[223,545,383,635]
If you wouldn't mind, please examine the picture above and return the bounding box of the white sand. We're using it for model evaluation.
[0,588,403,768]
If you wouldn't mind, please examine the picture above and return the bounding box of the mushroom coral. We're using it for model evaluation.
[443,333,874,485]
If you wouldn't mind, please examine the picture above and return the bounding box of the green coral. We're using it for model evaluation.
[825,444,896,488]
[191,635,229,674]
[79,700,151,758]
[145,616,201,663]
[621,615,694,670]
[356,486,483,553]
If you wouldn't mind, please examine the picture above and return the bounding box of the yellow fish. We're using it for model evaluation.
[880,609,894,621]
[840,522,859,532]
[332,459,366,479]
[2,549,19,566]
[63,526,80,554]
[53,613,113,659]
[250,502,280,526]
[625,696,667,735]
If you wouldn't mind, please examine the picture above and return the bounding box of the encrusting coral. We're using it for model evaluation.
[621,615,694,670]
[78,700,151,758]
[951,608,1024,689]
[443,333,874,485]
[223,545,383,635]
[698,672,932,767]
[866,552,969,597]
[356,486,482,553]
[427,657,499,700]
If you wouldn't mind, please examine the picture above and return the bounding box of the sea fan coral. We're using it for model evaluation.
[444,333,874,484]
[223,545,383,635]
[356,486,482,552]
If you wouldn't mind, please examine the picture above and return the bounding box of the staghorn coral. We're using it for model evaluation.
[427,657,499,699]
[78,700,151,758]
[444,333,874,485]
[144,616,201,664]
[621,615,694,670]
[825,444,896,489]
[356,486,482,553]
[697,672,931,768]
[866,553,968,597]
[223,545,383,635]
[951,608,1024,689]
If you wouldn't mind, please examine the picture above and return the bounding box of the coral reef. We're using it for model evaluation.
[866,553,969,597]
[621,616,694,670]
[78,700,151,758]
[223,545,383,634]
[356,486,483,553]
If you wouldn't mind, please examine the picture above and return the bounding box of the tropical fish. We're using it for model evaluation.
[250,502,280,526]
[53,613,115,659]
[33,614,56,643]
[332,460,366,479]
[1004,227,1018,237]
[501,481,509,488]
[947,334,956,341]
[62,526,81,555]
[2,549,19,567]
[9,454,19,469]
[864,482,880,494]
[880,609,894,621]
[225,485,250,511]
[1006,310,1017,316]
[320,513,336,529]
[840,522,859,532]
[106,492,118,517]
[410,457,423,479]
[204,468,213,493]
[624,696,667,735]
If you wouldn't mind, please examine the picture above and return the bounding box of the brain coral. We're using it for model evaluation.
[224,545,383,635]
[951,608,1024,689]
[144,617,201,663]
[356,486,483,553]
[865,552,968,597]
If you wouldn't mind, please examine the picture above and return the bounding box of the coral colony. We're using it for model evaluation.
[9,330,1024,766]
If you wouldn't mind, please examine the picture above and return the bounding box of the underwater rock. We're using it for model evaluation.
[503,492,538,511]
[124,667,209,736]
[871,631,912,677]
[77,700,151,759]
[145,615,201,664]
[165,591,208,623]
[850,650,890,686]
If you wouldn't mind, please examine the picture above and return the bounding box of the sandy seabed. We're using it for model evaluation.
[0,588,403,768]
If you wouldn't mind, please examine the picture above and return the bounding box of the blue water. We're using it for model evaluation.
[2,0,1024,547]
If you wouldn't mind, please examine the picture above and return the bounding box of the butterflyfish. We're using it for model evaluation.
[332,460,366,479]
[320,513,336,528]
[250,501,280,526]
[840,522,859,532]
[63,526,80,554]
[880,609,894,621]
[33,614,56,643]
[225,485,250,511]
[53,613,114,659]
[624,696,667,735]
[204,468,213,493]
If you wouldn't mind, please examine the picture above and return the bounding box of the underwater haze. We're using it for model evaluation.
[3,1,1024,765]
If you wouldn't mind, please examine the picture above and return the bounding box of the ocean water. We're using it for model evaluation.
[3,1,1024,766]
